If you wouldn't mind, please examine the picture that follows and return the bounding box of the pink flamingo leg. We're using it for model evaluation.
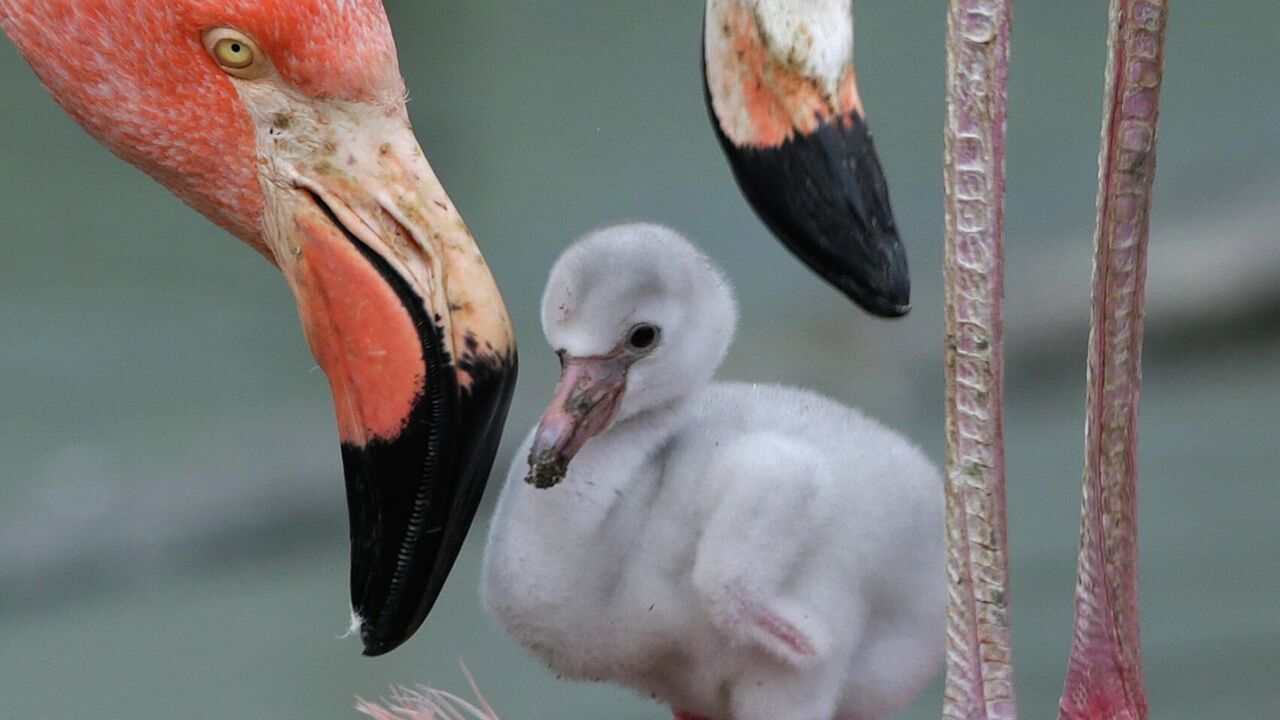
[941,2,1017,719]
[1059,2,1168,719]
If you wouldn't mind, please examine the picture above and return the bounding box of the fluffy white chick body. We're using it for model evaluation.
[483,224,943,720]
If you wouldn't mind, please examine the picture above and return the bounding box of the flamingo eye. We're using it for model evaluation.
[626,323,661,351]
[203,30,270,79]
[214,38,254,68]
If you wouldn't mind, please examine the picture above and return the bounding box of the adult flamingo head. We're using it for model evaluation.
[0,0,517,656]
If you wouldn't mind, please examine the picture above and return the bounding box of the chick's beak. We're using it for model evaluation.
[526,353,630,489]
[273,116,516,657]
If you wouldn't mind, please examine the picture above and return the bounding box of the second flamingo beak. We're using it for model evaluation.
[271,115,517,656]
[703,0,911,317]
[707,107,911,317]
[526,353,630,489]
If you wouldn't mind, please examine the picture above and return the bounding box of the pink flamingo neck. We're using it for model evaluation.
[1059,2,1167,719]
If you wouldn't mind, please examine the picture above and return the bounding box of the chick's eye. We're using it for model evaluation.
[213,37,255,69]
[627,324,660,351]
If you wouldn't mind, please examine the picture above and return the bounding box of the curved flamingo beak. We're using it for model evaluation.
[0,0,514,658]
[703,0,910,317]
[273,116,517,656]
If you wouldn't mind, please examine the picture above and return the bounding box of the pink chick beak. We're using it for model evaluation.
[526,353,631,489]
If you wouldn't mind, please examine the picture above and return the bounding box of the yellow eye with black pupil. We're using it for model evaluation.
[213,37,254,69]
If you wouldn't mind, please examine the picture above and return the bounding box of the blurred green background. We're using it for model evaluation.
[1,1,1277,718]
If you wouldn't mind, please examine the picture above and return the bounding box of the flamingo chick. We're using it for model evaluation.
[483,224,944,720]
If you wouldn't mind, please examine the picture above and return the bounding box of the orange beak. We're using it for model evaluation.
[273,117,516,656]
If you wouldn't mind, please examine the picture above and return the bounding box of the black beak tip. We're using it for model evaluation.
[836,230,912,318]
[345,602,418,657]
[351,585,438,657]
[705,112,914,319]
[340,348,517,658]
[858,293,912,319]
[359,627,403,658]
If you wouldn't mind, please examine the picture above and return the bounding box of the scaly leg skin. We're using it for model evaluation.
[941,2,1017,720]
[1059,3,1167,720]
